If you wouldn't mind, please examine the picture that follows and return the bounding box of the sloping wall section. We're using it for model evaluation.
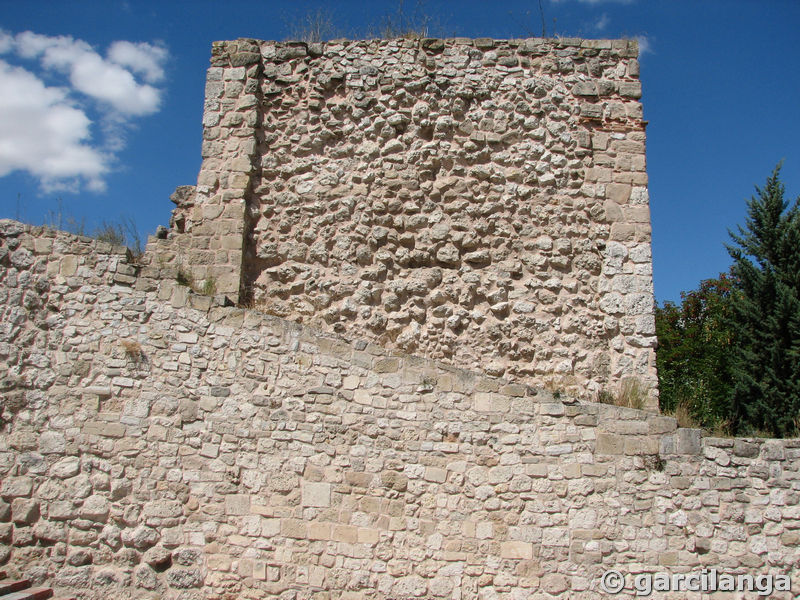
[141,36,657,405]
[1,221,798,599]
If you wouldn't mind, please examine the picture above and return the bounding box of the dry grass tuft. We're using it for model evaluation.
[120,339,144,363]
[672,400,702,429]
[597,377,648,410]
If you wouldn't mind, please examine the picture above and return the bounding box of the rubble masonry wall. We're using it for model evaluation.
[144,36,657,404]
[1,221,798,599]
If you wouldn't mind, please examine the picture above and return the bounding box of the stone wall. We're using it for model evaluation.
[2,220,798,599]
[144,36,657,405]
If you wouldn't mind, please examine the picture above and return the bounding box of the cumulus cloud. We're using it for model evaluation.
[635,35,653,55]
[108,41,167,84]
[13,31,164,116]
[0,61,108,191]
[0,31,167,192]
[593,13,610,31]
[0,31,12,53]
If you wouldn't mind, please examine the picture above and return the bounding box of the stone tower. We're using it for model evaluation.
[144,36,657,406]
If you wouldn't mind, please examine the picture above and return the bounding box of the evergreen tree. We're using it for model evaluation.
[725,164,800,436]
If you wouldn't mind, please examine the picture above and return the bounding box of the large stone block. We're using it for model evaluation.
[675,428,703,455]
[0,477,33,498]
[500,541,533,559]
[473,392,511,413]
[332,524,358,543]
[225,495,251,516]
[596,433,625,455]
[80,495,110,522]
[301,481,331,507]
[11,498,39,524]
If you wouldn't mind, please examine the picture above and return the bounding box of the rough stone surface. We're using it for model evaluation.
[140,36,657,404]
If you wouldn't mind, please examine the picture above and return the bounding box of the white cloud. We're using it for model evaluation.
[0,30,168,192]
[108,41,167,84]
[0,31,12,53]
[593,13,610,31]
[0,60,109,192]
[635,35,653,55]
[14,31,164,116]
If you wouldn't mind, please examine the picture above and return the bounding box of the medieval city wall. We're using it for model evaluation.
[144,36,657,405]
[1,220,799,599]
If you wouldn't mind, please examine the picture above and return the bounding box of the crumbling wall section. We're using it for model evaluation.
[138,39,265,303]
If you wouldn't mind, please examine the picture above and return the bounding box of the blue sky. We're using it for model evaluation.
[1,0,798,304]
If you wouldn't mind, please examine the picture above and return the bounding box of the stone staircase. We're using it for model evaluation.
[0,572,72,600]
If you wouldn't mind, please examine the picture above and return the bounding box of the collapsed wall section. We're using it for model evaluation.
[2,222,799,600]
[147,36,657,405]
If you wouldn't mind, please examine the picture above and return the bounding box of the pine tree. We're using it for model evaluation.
[725,164,800,436]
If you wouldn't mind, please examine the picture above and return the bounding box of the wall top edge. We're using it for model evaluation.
[209,36,640,65]
[0,218,130,257]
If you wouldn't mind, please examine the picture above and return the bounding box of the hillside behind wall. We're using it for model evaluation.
[2,221,799,599]
[142,36,658,405]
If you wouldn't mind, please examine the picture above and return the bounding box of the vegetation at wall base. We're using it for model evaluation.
[597,377,648,410]
[655,273,735,432]
[657,165,800,437]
